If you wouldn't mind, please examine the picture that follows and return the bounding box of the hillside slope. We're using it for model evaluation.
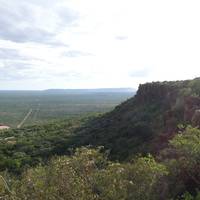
[74,78,200,160]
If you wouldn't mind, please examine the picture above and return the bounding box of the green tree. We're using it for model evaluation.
[161,126,200,198]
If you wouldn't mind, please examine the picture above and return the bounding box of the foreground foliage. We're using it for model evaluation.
[161,126,200,197]
[0,126,200,200]
[1,148,168,200]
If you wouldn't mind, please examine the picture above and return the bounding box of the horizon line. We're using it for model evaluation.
[0,87,136,91]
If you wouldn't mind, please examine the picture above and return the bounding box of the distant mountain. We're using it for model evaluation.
[44,88,136,94]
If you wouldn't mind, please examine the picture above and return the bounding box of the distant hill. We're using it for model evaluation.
[44,88,135,94]
[0,88,136,96]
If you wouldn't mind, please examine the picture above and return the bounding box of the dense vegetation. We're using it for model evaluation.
[1,126,200,199]
[0,116,93,174]
[1,78,200,199]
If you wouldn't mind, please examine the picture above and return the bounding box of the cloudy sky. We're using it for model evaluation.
[0,0,200,90]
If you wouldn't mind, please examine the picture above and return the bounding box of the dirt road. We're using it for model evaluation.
[17,109,33,128]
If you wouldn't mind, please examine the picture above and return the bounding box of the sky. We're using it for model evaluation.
[0,0,200,90]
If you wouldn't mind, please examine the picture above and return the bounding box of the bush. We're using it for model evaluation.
[161,126,200,197]
[9,148,168,200]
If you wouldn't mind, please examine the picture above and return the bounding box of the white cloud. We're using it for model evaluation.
[0,0,200,89]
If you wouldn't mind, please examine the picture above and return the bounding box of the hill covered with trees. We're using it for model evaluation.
[1,78,200,199]
[74,78,200,160]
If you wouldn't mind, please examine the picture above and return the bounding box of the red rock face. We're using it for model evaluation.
[184,96,200,123]
[191,110,200,126]
[136,82,178,106]
[163,96,200,133]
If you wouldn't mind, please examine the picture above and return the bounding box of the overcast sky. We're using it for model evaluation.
[0,0,200,90]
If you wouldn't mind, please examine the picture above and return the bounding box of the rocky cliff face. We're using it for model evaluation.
[184,96,200,124]
[136,81,200,128]
[136,82,177,104]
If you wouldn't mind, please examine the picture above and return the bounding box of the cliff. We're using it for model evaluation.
[74,78,200,160]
